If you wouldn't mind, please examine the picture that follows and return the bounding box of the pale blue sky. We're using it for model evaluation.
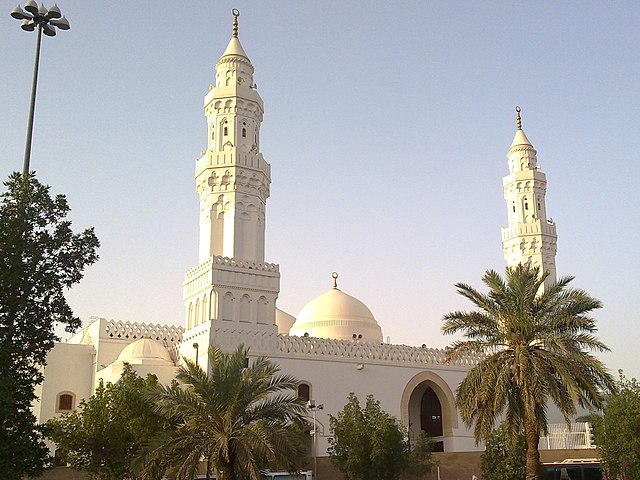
[2,1,638,379]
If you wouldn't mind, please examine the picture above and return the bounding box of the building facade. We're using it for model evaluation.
[35,10,563,465]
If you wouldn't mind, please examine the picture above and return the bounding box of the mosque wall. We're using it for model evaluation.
[271,345,481,455]
[33,343,95,425]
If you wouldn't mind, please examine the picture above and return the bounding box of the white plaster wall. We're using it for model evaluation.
[35,343,95,424]
[270,353,480,455]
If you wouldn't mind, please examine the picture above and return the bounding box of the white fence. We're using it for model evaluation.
[539,423,595,450]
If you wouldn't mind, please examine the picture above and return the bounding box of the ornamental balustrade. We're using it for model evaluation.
[103,319,184,345]
[277,335,479,367]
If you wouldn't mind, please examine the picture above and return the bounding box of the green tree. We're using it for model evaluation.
[0,172,99,477]
[442,264,614,480]
[328,393,408,480]
[144,345,308,480]
[598,371,640,480]
[46,364,166,480]
[406,431,437,480]
[480,424,526,480]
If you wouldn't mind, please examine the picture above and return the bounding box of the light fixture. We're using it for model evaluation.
[10,3,70,175]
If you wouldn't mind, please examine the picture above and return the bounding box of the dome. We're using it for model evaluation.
[116,338,174,366]
[275,308,296,335]
[290,275,383,343]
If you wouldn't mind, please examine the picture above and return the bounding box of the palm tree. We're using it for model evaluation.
[143,345,308,480]
[442,264,615,480]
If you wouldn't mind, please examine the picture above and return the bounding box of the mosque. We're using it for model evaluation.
[34,10,580,479]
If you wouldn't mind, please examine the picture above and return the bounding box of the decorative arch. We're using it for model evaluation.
[256,296,268,324]
[202,294,208,324]
[239,294,251,322]
[400,371,458,448]
[222,292,234,321]
[187,302,193,329]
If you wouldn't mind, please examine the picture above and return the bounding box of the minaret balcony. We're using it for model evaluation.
[196,151,271,177]
[501,220,557,240]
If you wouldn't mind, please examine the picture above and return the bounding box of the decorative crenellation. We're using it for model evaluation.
[185,326,278,354]
[102,319,184,346]
[185,255,279,280]
[276,335,480,367]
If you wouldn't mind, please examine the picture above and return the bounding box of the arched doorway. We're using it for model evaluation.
[421,387,443,437]
[401,371,457,453]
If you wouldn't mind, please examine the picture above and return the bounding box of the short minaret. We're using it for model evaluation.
[501,107,557,290]
[181,10,279,363]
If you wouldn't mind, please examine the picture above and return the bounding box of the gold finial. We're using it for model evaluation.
[232,8,240,37]
[332,272,339,289]
[516,105,522,130]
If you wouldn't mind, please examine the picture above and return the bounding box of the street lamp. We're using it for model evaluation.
[10,2,70,176]
[307,400,324,480]
[193,342,199,366]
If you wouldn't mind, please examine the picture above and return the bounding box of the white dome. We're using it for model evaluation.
[116,338,174,366]
[275,308,296,335]
[290,286,383,344]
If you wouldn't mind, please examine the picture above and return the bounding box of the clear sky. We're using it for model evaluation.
[2,1,639,380]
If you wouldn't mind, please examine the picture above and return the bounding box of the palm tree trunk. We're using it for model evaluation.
[524,421,541,480]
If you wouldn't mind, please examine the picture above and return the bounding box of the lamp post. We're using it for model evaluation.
[193,342,199,366]
[10,2,70,176]
[307,400,324,480]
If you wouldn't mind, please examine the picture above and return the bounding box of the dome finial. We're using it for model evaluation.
[516,105,522,130]
[232,8,240,37]
[332,272,339,289]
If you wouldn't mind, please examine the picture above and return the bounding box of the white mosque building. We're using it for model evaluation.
[35,10,568,469]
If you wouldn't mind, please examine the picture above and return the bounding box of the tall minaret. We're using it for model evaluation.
[180,10,280,363]
[501,107,557,290]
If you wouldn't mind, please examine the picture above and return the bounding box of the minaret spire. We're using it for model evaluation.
[501,107,557,292]
[232,8,239,38]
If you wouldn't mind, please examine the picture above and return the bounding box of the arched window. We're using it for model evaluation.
[56,392,75,412]
[202,295,208,324]
[298,383,311,402]
[194,299,200,327]
[242,128,246,138]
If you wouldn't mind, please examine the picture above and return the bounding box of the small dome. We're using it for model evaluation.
[275,308,296,335]
[290,277,383,343]
[116,338,174,366]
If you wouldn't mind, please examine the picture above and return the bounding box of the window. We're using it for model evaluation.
[297,383,310,402]
[242,128,247,137]
[56,392,75,412]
